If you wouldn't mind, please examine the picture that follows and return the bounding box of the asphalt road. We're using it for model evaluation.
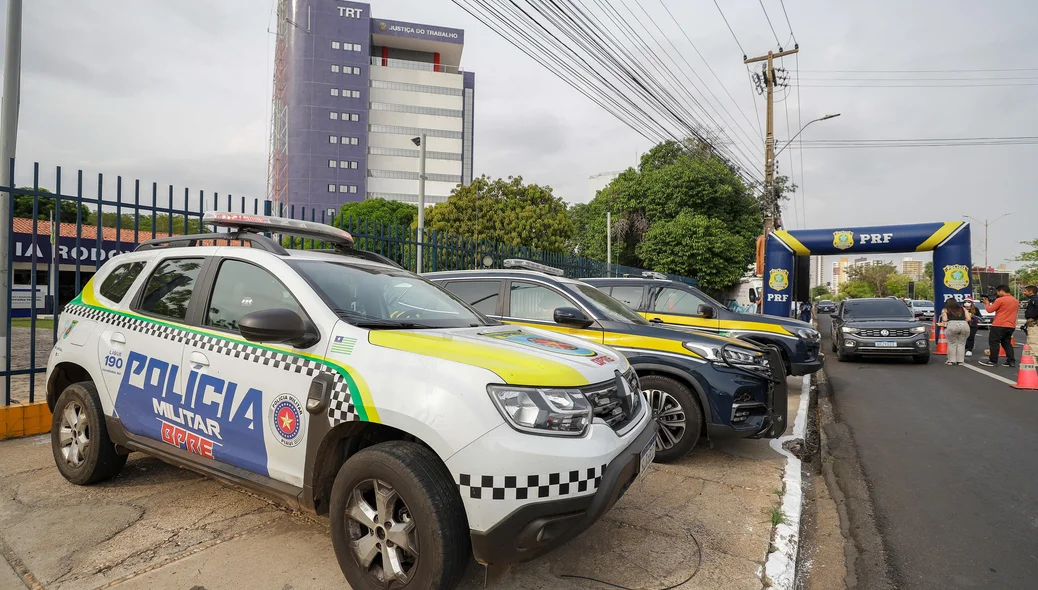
[819,315,1038,589]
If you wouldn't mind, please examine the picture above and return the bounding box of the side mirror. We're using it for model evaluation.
[697,304,715,319]
[830,313,839,319]
[748,289,758,303]
[239,308,318,348]
[553,307,594,328]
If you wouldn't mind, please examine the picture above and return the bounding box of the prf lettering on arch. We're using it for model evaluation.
[943,294,969,302]
[338,6,364,18]
[859,233,894,245]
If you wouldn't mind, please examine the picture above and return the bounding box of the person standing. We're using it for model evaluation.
[799,300,813,323]
[1024,285,1038,354]
[962,299,980,357]
[938,299,971,365]
[979,285,1021,367]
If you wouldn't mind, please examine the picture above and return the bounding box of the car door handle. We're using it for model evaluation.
[110,333,126,345]
[189,351,210,367]
[649,317,663,324]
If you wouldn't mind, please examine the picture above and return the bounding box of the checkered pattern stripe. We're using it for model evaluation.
[64,303,360,425]
[457,464,607,501]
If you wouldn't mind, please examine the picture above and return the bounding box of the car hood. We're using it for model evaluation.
[652,324,763,351]
[366,324,628,387]
[718,309,814,334]
[843,318,923,327]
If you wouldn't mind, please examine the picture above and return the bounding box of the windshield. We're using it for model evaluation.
[844,299,915,319]
[913,300,934,308]
[573,283,649,325]
[819,300,833,305]
[290,260,490,329]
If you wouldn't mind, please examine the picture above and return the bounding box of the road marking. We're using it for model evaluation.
[764,375,810,590]
[962,363,1018,385]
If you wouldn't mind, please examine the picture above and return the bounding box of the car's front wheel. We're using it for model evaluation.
[50,381,127,485]
[639,374,702,462]
[836,345,855,362]
[329,441,469,590]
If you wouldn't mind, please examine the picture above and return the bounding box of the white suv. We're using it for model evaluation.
[45,213,655,589]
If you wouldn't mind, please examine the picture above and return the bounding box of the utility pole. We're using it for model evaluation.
[963,214,1009,269]
[413,134,427,273]
[0,0,23,382]
[745,45,798,235]
[606,212,612,278]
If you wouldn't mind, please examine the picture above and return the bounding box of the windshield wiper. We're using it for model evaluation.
[332,308,432,329]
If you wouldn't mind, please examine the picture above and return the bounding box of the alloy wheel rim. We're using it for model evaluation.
[344,478,419,585]
[58,402,89,468]
[645,389,686,451]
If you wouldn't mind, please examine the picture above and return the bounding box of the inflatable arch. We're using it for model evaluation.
[763,222,972,316]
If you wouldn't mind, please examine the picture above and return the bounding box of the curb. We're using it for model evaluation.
[763,373,811,590]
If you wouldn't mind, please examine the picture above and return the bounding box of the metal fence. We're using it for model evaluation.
[2,162,695,405]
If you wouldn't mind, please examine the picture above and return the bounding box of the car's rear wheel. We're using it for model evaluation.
[639,374,702,462]
[329,441,469,590]
[50,381,126,485]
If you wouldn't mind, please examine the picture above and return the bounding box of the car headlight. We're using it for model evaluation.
[487,385,591,436]
[911,326,927,334]
[841,327,859,334]
[797,328,820,341]
[683,342,762,365]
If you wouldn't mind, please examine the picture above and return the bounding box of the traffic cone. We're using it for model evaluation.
[935,327,948,355]
[1010,344,1038,390]
[1001,336,1018,357]
[929,319,936,342]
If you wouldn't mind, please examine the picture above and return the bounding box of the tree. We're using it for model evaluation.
[810,284,834,300]
[840,280,876,299]
[14,188,90,223]
[636,212,750,291]
[571,140,761,285]
[915,279,934,300]
[1014,238,1038,286]
[847,263,898,297]
[424,175,573,252]
[924,261,933,281]
[886,273,911,298]
[338,198,417,228]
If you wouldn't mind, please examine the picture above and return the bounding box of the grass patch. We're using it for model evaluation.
[765,506,785,527]
[11,318,55,330]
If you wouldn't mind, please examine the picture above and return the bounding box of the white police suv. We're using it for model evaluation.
[45,213,655,589]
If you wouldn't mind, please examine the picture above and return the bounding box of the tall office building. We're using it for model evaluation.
[832,257,850,293]
[810,255,826,287]
[269,0,475,212]
[902,257,924,280]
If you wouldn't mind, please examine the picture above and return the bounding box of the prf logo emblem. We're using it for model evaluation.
[768,268,790,291]
[943,265,970,290]
[269,393,305,447]
[833,231,854,250]
[379,22,387,31]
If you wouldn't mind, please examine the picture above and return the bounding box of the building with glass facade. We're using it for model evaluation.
[282,0,474,211]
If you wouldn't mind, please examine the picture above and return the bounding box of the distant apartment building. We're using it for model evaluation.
[902,257,924,280]
[275,0,475,212]
[809,255,826,287]
[832,257,850,293]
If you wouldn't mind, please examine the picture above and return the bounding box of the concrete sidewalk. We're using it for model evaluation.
[0,378,802,590]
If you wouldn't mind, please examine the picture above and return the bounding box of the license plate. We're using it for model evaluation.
[875,340,897,347]
[638,435,657,474]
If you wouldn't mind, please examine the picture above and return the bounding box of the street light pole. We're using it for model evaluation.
[963,213,1010,268]
[0,0,23,385]
[775,113,841,160]
[413,134,427,273]
[606,211,612,278]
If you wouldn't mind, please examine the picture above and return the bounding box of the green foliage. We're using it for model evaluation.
[915,279,934,300]
[91,211,203,235]
[1014,238,1038,286]
[924,261,933,280]
[339,198,417,228]
[636,212,748,291]
[885,273,911,298]
[424,175,573,253]
[570,140,761,287]
[810,284,833,300]
[15,187,90,223]
[847,263,898,297]
[839,280,876,299]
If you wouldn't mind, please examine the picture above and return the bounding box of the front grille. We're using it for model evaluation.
[583,370,640,431]
[858,328,914,337]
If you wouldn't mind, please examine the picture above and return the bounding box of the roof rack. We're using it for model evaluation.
[641,271,668,280]
[202,212,355,247]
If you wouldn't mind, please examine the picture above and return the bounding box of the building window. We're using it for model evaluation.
[338,184,349,193]
[330,88,339,96]
[329,136,338,144]
[352,66,362,75]
[328,184,336,192]
[369,102,463,118]
[341,136,349,144]
[368,169,462,183]
[367,146,462,161]
[350,137,359,145]
[368,124,462,139]
[338,160,347,168]
[350,161,358,169]
[330,112,338,120]
[349,185,358,194]
[351,90,361,98]
[370,79,464,96]
[332,41,341,50]
[331,64,340,73]
[328,159,337,168]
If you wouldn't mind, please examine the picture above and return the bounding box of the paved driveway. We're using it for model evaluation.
[0,378,802,590]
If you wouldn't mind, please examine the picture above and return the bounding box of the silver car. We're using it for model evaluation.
[909,300,935,321]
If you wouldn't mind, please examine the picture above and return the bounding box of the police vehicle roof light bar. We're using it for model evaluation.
[641,271,667,280]
[503,259,564,276]
[203,212,354,247]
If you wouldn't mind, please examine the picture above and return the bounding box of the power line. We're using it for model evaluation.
[793,76,1038,81]
[778,0,797,45]
[798,68,1038,73]
[795,82,1038,87]
[794,52,806,229]
[758,0,782,47]
[712,0,746,57]
[780,136,1038,149]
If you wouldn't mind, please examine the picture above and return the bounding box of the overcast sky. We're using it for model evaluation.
[2,0,1035,279]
